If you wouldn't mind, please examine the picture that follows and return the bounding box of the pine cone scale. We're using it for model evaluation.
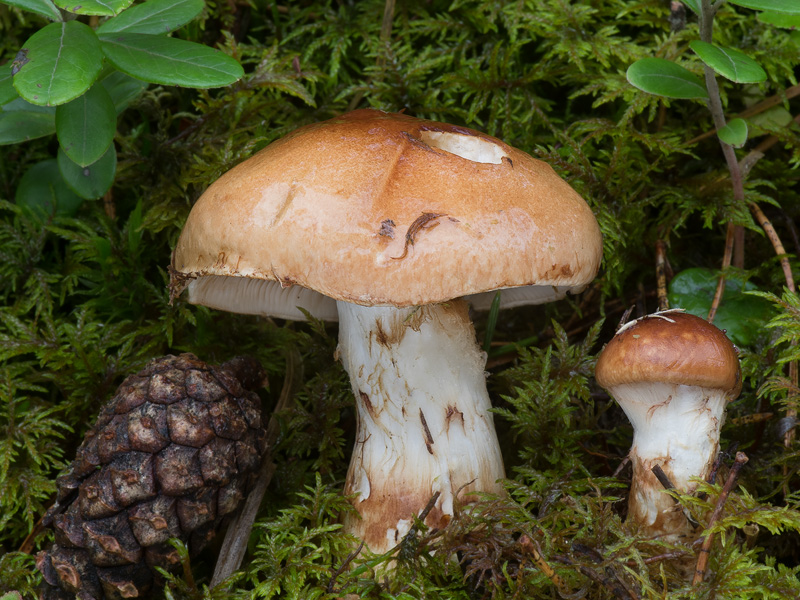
[38,353,268,599]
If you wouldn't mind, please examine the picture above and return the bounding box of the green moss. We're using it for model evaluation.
[1,0,799,597]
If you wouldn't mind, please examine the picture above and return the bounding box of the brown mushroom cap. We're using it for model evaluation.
[170,109,602,312]
[595,311,741,398]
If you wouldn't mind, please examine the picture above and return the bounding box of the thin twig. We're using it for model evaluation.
[211,349,300,588]
[692,452,749,586]
[519,534,570,593]
[707,222,735,324]
[327,541,365,593]
[655,240,670,311]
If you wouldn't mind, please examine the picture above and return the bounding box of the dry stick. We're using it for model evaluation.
[707,222,735,325]
[518,534,570,593]
[211,350,300,588]
[692,452,749,586]
[655,240,670,311]
[748,203,798,455]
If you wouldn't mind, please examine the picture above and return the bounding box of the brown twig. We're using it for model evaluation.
[327,541,365,593]
[707,222,735,324]
[518,534,570,593]
[655,240,670,311]
[692,452,749,586]
[211,349,300,588]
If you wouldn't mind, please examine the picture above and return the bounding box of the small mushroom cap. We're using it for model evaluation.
[170,109,602,318]
[595,311,741,398]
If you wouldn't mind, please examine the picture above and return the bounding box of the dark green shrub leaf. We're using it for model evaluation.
[0,110,54,144]
[682,0,700,13]
[127,200,143,253]
[57,145,116,199]
[99,33,244,88]
[56,83,116,167]
[667,267,775,346]
[15,159,84,218]
[626,58,708,99]
[0,98,55,144]
[3,0,61,21]
[758,11,800,27]
[12,21,103,106]
[0,71,19,105]
[717,118,749,147]
[54,0,133,16]
[728,0,800,14]
[100,71,148,114]
[689,41,767,83]
[97,0,204,35]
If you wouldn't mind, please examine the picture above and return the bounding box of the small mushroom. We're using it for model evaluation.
[595,310,741,541]
[170,109,603,553]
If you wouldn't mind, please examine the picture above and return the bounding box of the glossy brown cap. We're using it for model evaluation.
[595,311,741,398]
[170,109,602,309]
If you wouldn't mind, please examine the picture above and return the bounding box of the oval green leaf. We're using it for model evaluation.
[758,11,800,27]
[55,0,133,16]
[728,0,800,14]
[717,118,748,147]
[100,71,148,114]
[15,159,84,219]
[56,83,116,166]
[682,0,700,14]
[3,0,62,21]
[668,267,775,346]
[58,145,117,199]
[689,41,767,83]
[0,110,55,144]
[12,21,104,106]
[0,71,19,105]
[99,33,244,88]
[626,58,708,99]
[98,0,204,35]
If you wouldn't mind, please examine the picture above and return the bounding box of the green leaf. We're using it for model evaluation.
[100,71,148,114]
[98,33,244,88]
[0,110,55,144]
[97,0,204,35]
[667,268,775,346]
[626,58,708,99]
[0,98,56,144]
[717,118,748,147]
[15,159,84,218]
[57,145,116,199]
[56,83,116,166]
[54,0,133,17]
[689,41,767,83]
[728,0,800,14]
[682,0,700,13]
[757,11,800,27]
[12,21,103,106]
[0,71,19,105]
[2,0,62,21]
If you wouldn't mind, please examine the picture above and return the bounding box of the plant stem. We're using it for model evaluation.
[699,0,747,270]
[692,452,749,586]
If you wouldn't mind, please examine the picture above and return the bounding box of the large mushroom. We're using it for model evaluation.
[170,109,603,553]
[595,310,741,541]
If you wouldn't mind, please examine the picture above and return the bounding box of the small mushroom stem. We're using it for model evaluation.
[613,382,728,541]
[336,299,505,553]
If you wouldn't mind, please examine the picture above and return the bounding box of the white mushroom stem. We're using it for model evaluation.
[336,299,505,553]
[612,382,728,541]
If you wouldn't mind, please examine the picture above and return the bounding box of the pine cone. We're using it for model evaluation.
[37,354,268,600]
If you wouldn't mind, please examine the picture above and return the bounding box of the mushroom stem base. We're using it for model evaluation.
[336,299,505,553]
